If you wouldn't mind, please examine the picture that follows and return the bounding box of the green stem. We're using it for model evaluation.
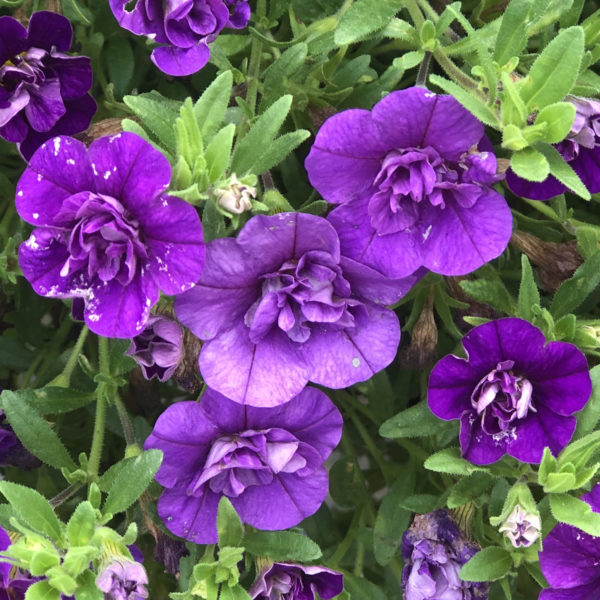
[50,483,83,508]
[522,198,564,223]
[328,507,362,568]
[417,0,440,21]
[51,325,89,388]
[243,0,267,120]
[403,0,425,28]
[114,394,136,447]
[433,48,481,91]
[89,337,109,480]
[348,409,391,485]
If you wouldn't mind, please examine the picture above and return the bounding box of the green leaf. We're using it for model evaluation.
[343,574,387,600]
[334,0,404,45]
[575,365,600,437]
[61,0,92,25]
[218,585,252,600]
[510,147,550,181]
[459,278,516,316]
[544,471,577,493]
[558,429,600,471]
[429,75,500,128]
[216,498,243,548]
[535,102,576,143]
[75,569,103,600]
[245,130,310,176]
[493,0,530,66]
[260,44,308,111]
[205,124,235,183]
[549,493,600,536]
[0,481,62,542]
[459,547,512,582]
[243,531,322,562]
[0,390,76,470]
[447,472,495,509]
[399,494,441,513]
[424,448,490,476]
[26,388,94,415]
[379,401,453,438]
[520,26,585,109]
[25,580,61,600]
[194,71,233,141]
[534,142,591,199]
[105,37,134,98]
[66,502,96,547]
[202,200,227,243]
[538,447,559,485]
[103,449,163,515]
[550,251,600,317]
[0,336,34,370]
[517,255,540,320]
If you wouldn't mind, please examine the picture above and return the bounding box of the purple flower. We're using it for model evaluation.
[109,0,250,77]
[144,386,343,544]
[96,560,148,600]
[402,510,489,600]
[538,484,600,600]
[174,212,418,407]
[305,87,512,279]
[428,318,592,465]
[126,315,183,381]
[249,563,343,600]
[0,526,38,600]
[0,12,96,160]
[15,133,205,338]
[507,96,600,200]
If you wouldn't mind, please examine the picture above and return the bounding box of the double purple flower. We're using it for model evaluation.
[428,318,591,464]
[109,0,250,76]
[305,87,513,279]
[144,386,343,544]
[0,12,96,160]
[175,212,419,407]
[16,133,205,338]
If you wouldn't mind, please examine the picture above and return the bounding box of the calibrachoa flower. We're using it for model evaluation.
[0,12,96,160]
[428,318,591,465]
[305,87,512,278]
[15,133,205,338]
[507,96,600,200]
[249,563,344,600]
[401,510,489,600]
[175,212,418,407]
[538,483,600,600]
[126,315,183,382]
[109,0,250,76]
[96,560,149,600]
[144,386,343,544]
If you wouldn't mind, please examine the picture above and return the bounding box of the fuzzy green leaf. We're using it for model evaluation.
[243,531,321,562]
[334,0,404,45]
[459,547,512,582]
[550,251,600,317]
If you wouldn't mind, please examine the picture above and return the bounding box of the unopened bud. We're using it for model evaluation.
[215,174,256,215]
[499,505,541,548]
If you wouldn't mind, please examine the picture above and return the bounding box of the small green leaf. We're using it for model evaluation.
[447,472,495,509]
[493,0,529,66]
[535,142,591,199]
[459,277,516,316]
[243,531,322,562]
[424,448,490,476]
[66,502,96,547]
[27,388,94,415]
[549,493,600,536]
[517,255,540,321]
[194,71,234,141]
[24,580,61,600]
[0,481,62,542]
[103,450,163,515]
[334,0,404,45]
[459,547,512,582]
[575,365,600,437]
[543,471,577,493]
[510,147,550,182]
[216,498,243,548]
[379,401,455,439]
[105,37,134,98]
[75,567,104,600]
[205,124,235,183]
[535,102,576,143]
[538,447,559,485]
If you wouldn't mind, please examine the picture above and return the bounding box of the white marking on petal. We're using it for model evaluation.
[66,159,75,165]
[32,213,39,219]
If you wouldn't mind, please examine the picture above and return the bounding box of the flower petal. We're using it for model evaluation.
[151,42,211,77]
[27,11,72,52]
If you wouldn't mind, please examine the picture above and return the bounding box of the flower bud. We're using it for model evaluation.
[498,505,541,548]
[215,174,256,215]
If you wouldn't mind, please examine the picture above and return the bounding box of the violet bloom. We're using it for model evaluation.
[305,87,512,279]
[507,96,600,200]
[249,563,343,600]
[402,510,489,600]
[126,315,183,381]
[16,133,205,338]
[428,318,591,465]
[498,505,541,548]
[109,0,250,77]
[96,560,148,600]
[539,484,600,600]
[0,12,96,160]
[175,212,418,407]
[144,386,343,544]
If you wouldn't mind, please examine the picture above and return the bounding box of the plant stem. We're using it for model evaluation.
[348,409,391,486]
[50,483,83,508]
[244,0,267,118]
[433,48,481,91]
[88,336,109,480]
[52,325,88,387]
[416,51,432,87]
[403,0,425,28]
[328,507,362,568]
[114,394,136,447]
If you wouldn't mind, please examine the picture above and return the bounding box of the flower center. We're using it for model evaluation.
[244,250,361,344]
[58,192,148,287]
[0,49,46,91]
[471,360,535,436]
[186,428,320,499]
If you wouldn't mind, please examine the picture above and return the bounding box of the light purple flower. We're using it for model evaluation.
[0,11,96,160]
[499,505,541,548]
[305,87,512,278]
[402,510,489,600]
[428,318,592,465]
[249,562,343,600]
[109,0,250,76]
[96,560,148,600]
[144,386,343,544]
[507,96,600,200]
[175,212,419,407]
[538,483,600,600]
[126,315,183,381]
[15,133,205,338]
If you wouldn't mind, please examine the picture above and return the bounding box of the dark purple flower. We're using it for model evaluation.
[174,212,419,407]
[402,510,489,600]
[0,12,96,160]
[428,318,592,465]
[507,96,600,200]
[305,87,512,279]
[109,0,250,76]
[0,526,38,600]
[144,385,343,544]
[15,133,205,338]
[126,315,183,381]
[538,483,600,600]
[0,410,41,469]
[249,562,343,600]
[96,559,148,600]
